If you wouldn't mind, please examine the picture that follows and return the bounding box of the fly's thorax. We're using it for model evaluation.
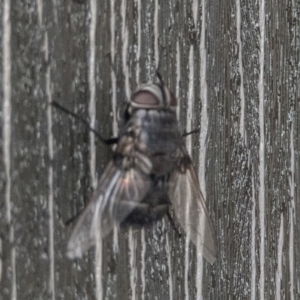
[131,108,180,145]
[130,108,181,176]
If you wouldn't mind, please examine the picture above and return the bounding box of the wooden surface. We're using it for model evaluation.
[1,0,299,299]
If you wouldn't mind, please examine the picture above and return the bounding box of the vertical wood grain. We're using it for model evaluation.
[0,0,299,299]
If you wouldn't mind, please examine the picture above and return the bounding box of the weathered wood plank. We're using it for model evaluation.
[0,0,299,299]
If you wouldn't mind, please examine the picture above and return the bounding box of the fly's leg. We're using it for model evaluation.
[167,210,182,238]
[118,201,182,240]
[119,201,170,227]
[182,128,200,137]
[64,209,84,226]
[52,102,119,226]
[52,101,119,146]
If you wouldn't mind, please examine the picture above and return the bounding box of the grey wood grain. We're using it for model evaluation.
[0,0,299,299]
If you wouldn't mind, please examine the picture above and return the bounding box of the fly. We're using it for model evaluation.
[62,75,217,264]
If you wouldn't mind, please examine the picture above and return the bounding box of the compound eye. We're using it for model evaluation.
[169,91,178,107]
[131,91,160,108]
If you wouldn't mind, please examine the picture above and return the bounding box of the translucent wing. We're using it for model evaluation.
[67,157,151,259]
[168,147,217,264]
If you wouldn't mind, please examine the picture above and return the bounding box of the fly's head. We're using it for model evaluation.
[126,81,178,117]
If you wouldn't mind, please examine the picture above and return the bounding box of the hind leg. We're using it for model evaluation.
[119,185,171,226]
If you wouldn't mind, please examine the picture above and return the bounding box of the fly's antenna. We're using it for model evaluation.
[155,71,167,106]
[156,71,164,86]
[52,101,118,146]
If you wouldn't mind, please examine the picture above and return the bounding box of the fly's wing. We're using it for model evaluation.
[67,154,151,259]
[168,147,217,264]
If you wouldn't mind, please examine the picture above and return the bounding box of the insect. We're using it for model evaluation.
[66,76,217,264]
